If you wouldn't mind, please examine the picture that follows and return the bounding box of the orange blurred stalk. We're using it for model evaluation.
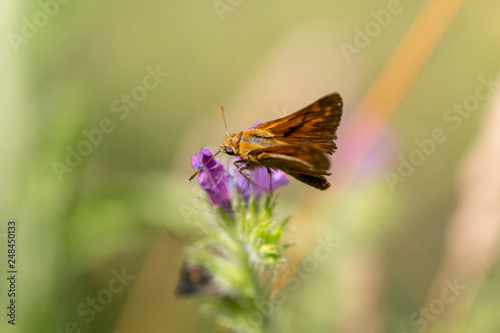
[341,0,466,184]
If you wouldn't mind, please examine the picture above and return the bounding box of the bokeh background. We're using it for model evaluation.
[2,0,500,332]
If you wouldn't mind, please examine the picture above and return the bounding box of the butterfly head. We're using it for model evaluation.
[220,132,241,156]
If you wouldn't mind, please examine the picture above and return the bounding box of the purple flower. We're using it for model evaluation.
[235,166,289,202]
[191,122,289,208]
[248,121,262,129]
[191,147,231,213]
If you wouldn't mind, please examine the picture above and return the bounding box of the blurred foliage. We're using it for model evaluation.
[1,0,500,333]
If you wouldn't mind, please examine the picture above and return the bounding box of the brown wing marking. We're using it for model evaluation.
[249,145,330,175]
[254,93,343,154]
[248,145,332,190]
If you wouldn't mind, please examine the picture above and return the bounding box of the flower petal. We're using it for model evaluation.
[235,164,289,201]
[192,148,232,213]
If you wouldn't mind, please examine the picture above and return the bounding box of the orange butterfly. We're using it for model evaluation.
[191,93,343,190]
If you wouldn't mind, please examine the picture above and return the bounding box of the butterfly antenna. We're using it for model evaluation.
[188,148,222,181]
[220,106,229,136]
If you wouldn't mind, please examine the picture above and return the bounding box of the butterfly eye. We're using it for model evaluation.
[225,146,235,155]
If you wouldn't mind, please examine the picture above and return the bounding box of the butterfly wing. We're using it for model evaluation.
[286,173,330,191]
[249,145,331,190]
[254,93,343,154]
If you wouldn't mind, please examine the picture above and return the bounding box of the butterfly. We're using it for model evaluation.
[191,93,343,190]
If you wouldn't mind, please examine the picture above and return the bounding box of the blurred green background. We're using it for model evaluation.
[1,0,500,332]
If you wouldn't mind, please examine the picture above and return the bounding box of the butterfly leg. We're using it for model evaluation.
[233,160,252,185]
[266,167,273,196]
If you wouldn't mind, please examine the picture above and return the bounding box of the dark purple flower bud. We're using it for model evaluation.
[191,147,231,213]
[175,262,217,295]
